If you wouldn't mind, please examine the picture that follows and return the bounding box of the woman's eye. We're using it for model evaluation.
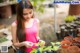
[29,12,32,14]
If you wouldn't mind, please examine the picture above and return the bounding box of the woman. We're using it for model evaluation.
[11,0,45,53]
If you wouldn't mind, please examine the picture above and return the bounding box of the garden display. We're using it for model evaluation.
[56,16,80,40]
[61,36,80,48]
[67,46,80,53]
[54,15,80,53]
[61,40,72,48]
[31,42,61,53]
[59,46,80,53]
[31,35,80,53]
[72,37,80,48]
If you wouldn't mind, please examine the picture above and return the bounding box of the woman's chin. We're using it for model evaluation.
[25,18,30,21]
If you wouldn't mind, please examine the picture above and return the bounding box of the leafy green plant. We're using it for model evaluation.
[51,42,61,51]
[30,0,45,13]
[74,17,80,25]
[42,42,61,53]
[64,15,76,23]
[30,40,45,53]
[0,37,8,43]
[30,42,46,53]
[31,42,61,53]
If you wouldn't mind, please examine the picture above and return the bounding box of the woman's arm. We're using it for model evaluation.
[36,19,40,41]
[11,22,33,48]
[36,19,45,46]
[11,22,25,48]
[36,19,44,41]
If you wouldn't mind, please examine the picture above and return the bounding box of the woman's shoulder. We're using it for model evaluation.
[34,18,40,23]
[11,21,17,27]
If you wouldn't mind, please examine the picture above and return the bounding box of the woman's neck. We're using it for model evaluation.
[24,18,31,22]
[25,18,33,23]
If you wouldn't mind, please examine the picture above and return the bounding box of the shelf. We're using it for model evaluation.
[0,1,18,7]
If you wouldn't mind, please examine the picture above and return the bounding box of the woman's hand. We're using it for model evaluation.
[34,40,45,47]
[22,41,33,48]
[39,40,45,47]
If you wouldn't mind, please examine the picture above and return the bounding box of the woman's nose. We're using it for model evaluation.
[27,14,31,18]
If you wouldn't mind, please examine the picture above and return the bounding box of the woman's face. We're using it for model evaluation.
[23,8,33,20]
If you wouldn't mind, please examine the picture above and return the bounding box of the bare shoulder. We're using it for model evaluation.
[11,21,17,28]
[35,18,40,23]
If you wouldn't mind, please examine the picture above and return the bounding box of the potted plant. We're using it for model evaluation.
[31,42,61,53]
[30,41,45,53]
[60,40,72,48]
[50,42,61,53]
[42,42,60,53]
[74,17,80,25]
[67,46,80,53]
[64,15,76,23]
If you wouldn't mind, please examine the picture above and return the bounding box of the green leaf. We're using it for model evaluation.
[53,46,59,51]
[43,46,52,51]
[65,15,76,22]
[30,0,45,13]
[30,48,37,53]
[0,37,8,43]
[56,42,60,44]
[51,42,55,46]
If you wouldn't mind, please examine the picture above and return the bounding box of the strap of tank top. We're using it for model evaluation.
[33,18,37,24]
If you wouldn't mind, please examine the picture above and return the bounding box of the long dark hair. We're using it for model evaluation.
[16,0,33,52]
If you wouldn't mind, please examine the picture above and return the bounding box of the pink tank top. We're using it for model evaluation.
[25,18,38,53]
[12,18,38,53]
